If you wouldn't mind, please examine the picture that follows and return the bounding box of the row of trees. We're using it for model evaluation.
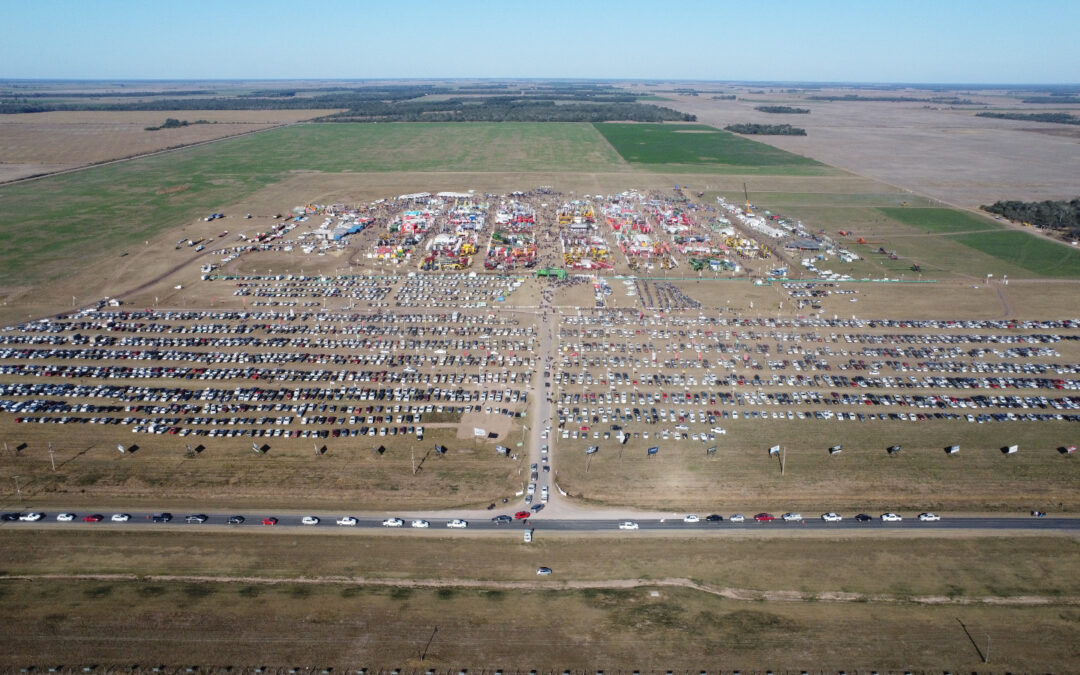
[143,118,211,131]
[724,123,806,135]
[983,198,1080,239]
[976,112,1080,125]
[808,94,974,104]
[755,106,810,114]
[321,99,693,123]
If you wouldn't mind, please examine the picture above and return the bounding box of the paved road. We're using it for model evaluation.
[4,511,1077,532]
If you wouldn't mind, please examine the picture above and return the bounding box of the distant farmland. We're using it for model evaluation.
[593,123,830,174]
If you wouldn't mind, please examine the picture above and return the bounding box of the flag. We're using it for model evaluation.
[769,445,780,455]
[1005,444,1018,454]
[647,446,659,455]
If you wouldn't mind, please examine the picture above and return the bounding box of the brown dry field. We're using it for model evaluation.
[0,110,336,183]
[3,531,1080,670]
[656,86,1080,208]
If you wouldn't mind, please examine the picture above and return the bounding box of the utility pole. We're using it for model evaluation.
[411,448,416,476]
[13,475,20,498]
[985,633,990,663]
[781,445,786,476]
[49,442,56,472]
[419,625,438,662]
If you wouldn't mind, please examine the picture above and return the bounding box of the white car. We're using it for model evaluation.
[782,513,803,522]
[729,513,745,523]
[56,513,76,522]
[618,521,639,530]
[382,517,404,527]
[820,512,843,522]
[683,514,700,523]
[411,519,430,528]
[446,519,468,529]
[918,512,941,522]
[19,512,45,522]
[110,513,130,523]
[880,513,903,522]
[301,516,320,526]
[336,516,358,526]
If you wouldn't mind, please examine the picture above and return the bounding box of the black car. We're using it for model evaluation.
[1,512,22,522]
[491,514,513,524]
[150,512,173,523]
[226,515,245,525]
[854,513,872,522]
[530,503,545,512]
[185,514,208,524]
[705,514,724,522]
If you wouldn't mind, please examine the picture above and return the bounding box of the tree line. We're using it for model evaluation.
[976,112,1080,125]
[754,106,810,114]
[983,198,1080,239]
[724,123,806,135]
[321,99,693,123]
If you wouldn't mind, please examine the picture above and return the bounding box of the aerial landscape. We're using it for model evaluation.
[2,1,1080,673]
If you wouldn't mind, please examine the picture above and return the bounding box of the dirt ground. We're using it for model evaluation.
[0,109,336,183]
[658,86,1080,208]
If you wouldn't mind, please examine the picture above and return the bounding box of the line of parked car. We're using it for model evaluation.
[665,512,941,524]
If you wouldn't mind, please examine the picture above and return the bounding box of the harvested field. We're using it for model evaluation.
[0,110,335,183]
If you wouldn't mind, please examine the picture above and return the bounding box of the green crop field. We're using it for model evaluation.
[880,207,1080,277]
[594,122,830,174]
[0,123,625,287]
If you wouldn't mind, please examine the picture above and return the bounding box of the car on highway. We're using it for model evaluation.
[411,519,430,528]
[729,513,746,523]
[880,513,903,522]
[854,513,872,522]
[382,517,404,527]
[514,511,530,520]
[618,521,640,530]
[781,512,803,522]
[918,512,941,522]
[301,516,320,526]
[150,512,173,523]
[110,513,131,523]
[56,513,76,522]
[83,514,104,522]
[447,519,468,529]
[705,514,723,522]
[185,514,209,524]
[227,515,245,525]
[19,512,45,522]
[491,514,512,524]
[821,512,843,522]
[536,567,553,576]
[336,516,358,526]
[1,513,23,522]
[754,513,775,522]
[261,517,278,526]
[683,514,700,523]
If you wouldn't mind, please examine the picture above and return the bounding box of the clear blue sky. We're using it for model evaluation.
[3,0,1077,83]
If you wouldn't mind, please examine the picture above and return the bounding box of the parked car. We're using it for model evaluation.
[918,512,941,522]
[56,513,76,522]
[821,512,843,522]
[446,519,468,529]
[491,514,512,524]
[618,521,639,530]
[729,513,746,523]
[262,517,278,526]
[781,512,803,522]
[83,514,104,522]
[536,567,553,576]
[150,512,173,523]
[754,513,775,522]
[301,516,320,525]
[514,511,531,520]
[411,519,430,528]
[880,513,903,522]
[19,512,45,522]
[854,513,872,522]
[110,513,131,523]
[683,514,700,523]
[185,514,208,524]
[227,515,245,525]
[336,516,358,526]
[382,517,404,527]
[705,514,723,522]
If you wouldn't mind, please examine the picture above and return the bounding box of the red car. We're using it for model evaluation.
[514,511,531,520]
[753,513,775,522]
[83,514,104,522]
[261,517,278,526]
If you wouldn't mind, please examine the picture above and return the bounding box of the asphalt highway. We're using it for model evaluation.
[3,511,1077,532]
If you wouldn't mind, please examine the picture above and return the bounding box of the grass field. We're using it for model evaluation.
[0,123,626,288]
[880,207,1080,277]
[556,420,1080,512]
[594,122,831,174]
[3,532,1080,669]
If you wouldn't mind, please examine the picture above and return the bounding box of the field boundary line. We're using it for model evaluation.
[5,573,1079,606]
